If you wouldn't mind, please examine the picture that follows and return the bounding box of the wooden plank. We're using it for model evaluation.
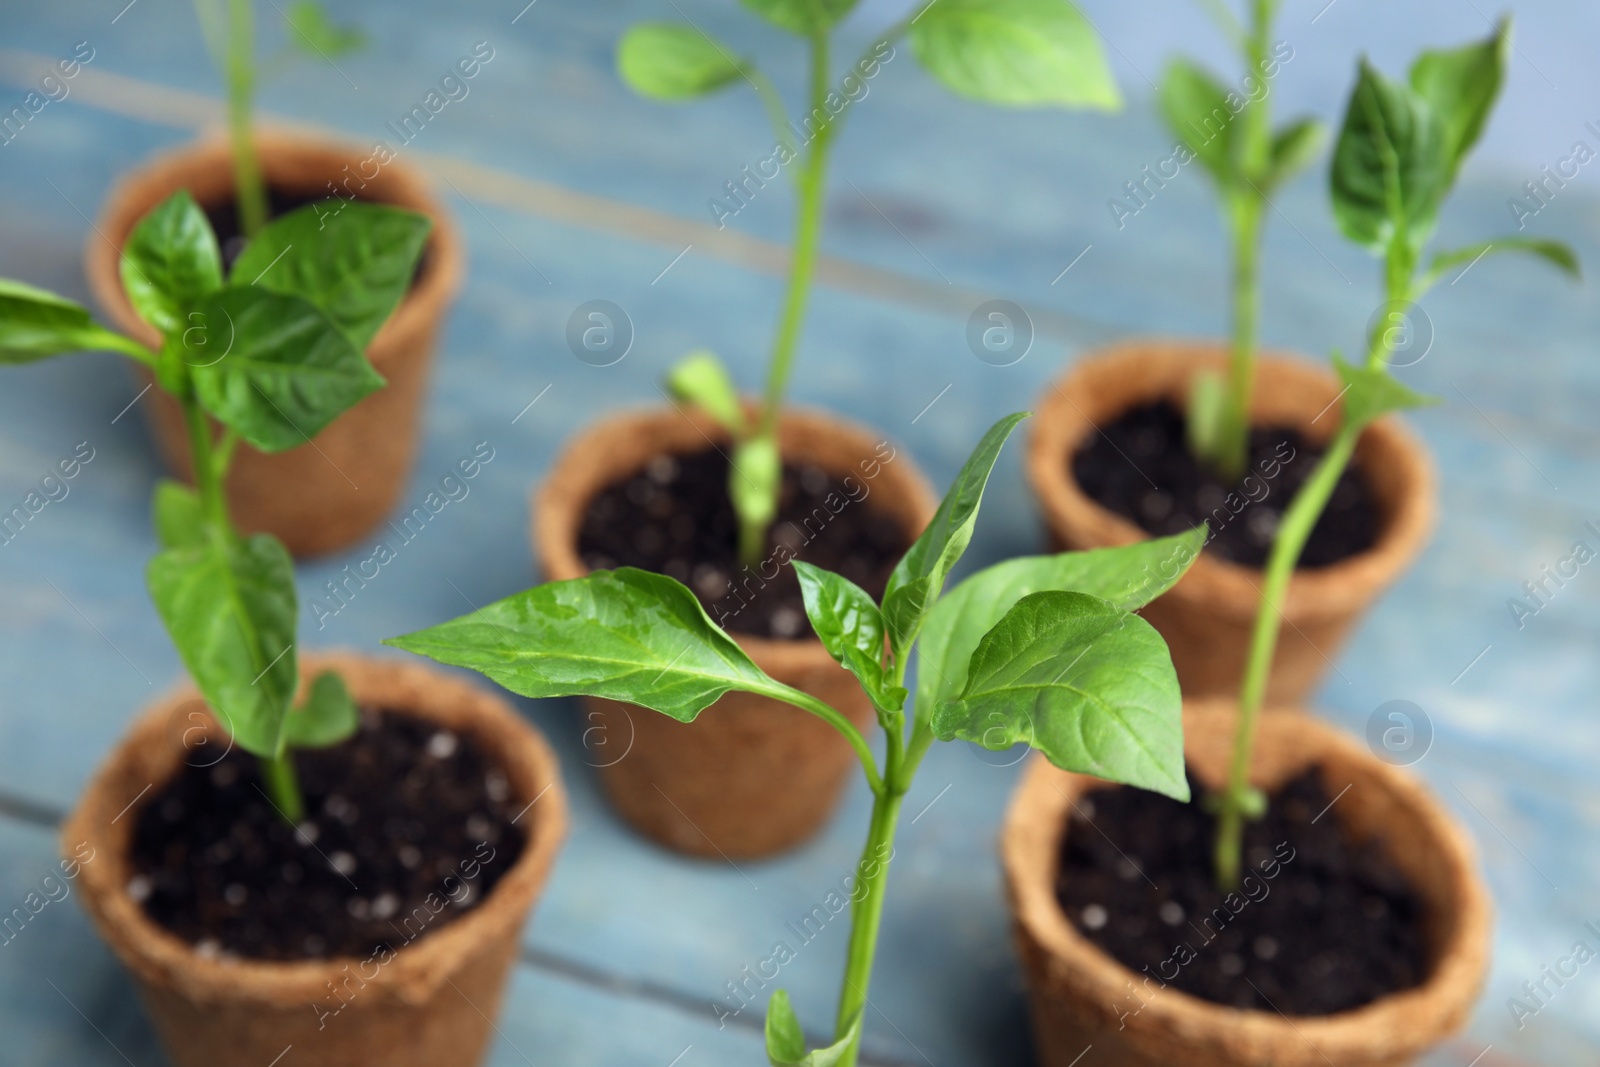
[0,1,1596,1062]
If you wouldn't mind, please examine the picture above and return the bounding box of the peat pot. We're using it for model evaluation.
[1027,340,1435,704]
[63,653,566,1067]
[86,131,463,556]
[534,405,937,859]
[1002,699,1490,1067]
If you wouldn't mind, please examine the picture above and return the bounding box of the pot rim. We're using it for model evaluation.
[1001,698,1490,1061]
[530,402,940,671]
[1027,339,1437,623]
[84,128,463,369]
[60,651,567,1009]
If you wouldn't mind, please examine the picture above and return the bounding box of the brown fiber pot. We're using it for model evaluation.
[61,652,567,1067]
[1028,341,1436,705]
[85,131,464,557]
[534,405,938,859]
[1002,699,1490,1067]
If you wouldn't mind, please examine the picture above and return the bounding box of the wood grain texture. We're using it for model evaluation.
[0,0,1596,1063]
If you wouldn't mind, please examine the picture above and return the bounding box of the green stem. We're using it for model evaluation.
[260,751,305,822]
[1208,0,1273,480]
[1212,418,1359,885]
[180,386,307,826]
[1214,244,1412,887]
[832,785,904,1067]
[1214,195,1263,478]
[214,426,241,480]
[223,0,266,237]
[735,31,835,567]
[181,393,230,531]
[766,684,883,796]
[93,328,160,367]
[758,30,832,435]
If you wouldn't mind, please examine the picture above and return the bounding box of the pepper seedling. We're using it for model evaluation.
[618,0,1122,565]
[1211,17,1580,886]
[388,413,1205,1066]
[0,190,429,822]
[192,0,364,238]
[1158,0,1322,478]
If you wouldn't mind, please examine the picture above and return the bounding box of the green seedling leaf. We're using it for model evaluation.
[1330,58,1449,254]
[1264,117,1324,190]
[0,279,117,364]
[1409,18,1508,183]
[187,287,385,453]
[915,529,1205,712]
[730,433,781,545]
[284,0,366,57]
[932,590,1187,800]
[1157,57,1235,182]
[385,567,782,722]
[618,23,746,101]
[764,989,860,1066]
[882,412,1028,655]
[153,479,206,550]
[910,0,1120,110]
[668,349,746,436]
[1185,369,1228,465]
[147,533,298,758]
[1423,237,1580,289]
[230,202,431,349]
[282,670,359,748]
[793,560,904,713]
[740,0,857,36]
[1332,353,1438,430]
[121,190,223,334]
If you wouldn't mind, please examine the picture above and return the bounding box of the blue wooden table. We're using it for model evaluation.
[1,1,1598,1064]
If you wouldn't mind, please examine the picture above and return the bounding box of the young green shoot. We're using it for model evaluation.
[388,413,1206,1067]
[618,0,1122,565]
[1211,17,1579,887]
[1159,0,1323,479]
[192,0,364,237]
[0,190,428,822]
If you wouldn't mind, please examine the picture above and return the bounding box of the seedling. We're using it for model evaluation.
[1159,0,1322,478]
[389,413,1205,1065]
[0,190,429,822]
[619,0,1122,565]
[192,0,364,237]
[1211,18,1579,886]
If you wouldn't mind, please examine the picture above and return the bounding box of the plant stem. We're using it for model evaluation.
[735,30,835,567]
[1209,0,1273,480]
[832,783,904,1067]
[769,684,883,796]
[223,0,267,237]
[1211,418,1358,885]
[758,31,832,437]
[180,378,307,826]
[261,750,305,823]
[1215,194,1263,477]
[181,392,231,532]
[1213,248,1412,887]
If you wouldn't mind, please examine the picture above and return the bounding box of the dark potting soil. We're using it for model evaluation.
[205,187,431,284]
[1057,769,1428,1015]
[578,446,911,640]
[1071,401,1380,568]
[130,708,527,962]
